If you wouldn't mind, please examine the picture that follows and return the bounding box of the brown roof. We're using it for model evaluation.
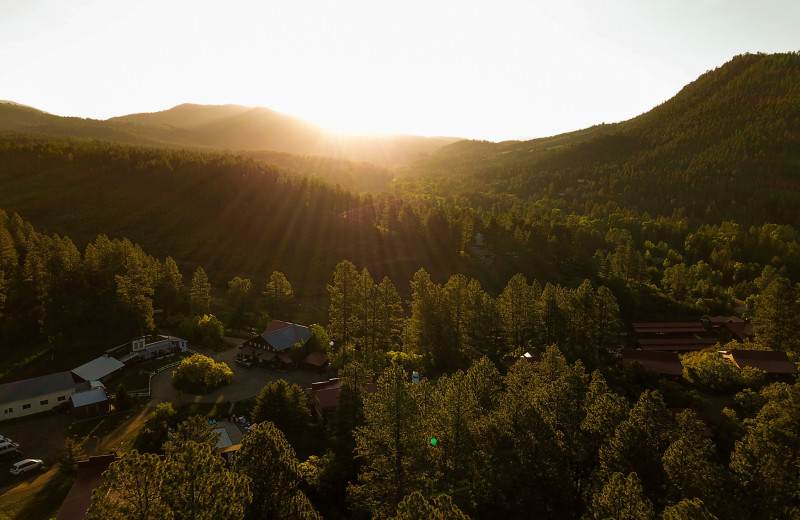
[725,350,798,374]
[303,351,329,367]
[632,322,706,334]
[263,320,294,333]
[706,316,746,324]
[622,349,683,376]
[316,387,341,408]
[725,322,754,340]
[275,351,292,365]
[307,378,377,410]
[637,338,718,351]
[57,455,120,520]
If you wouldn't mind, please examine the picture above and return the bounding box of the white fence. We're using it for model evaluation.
[128,349,199,398]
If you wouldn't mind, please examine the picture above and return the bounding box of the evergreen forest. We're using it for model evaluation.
[0,52,799,519]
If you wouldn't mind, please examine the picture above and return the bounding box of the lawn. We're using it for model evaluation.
[0,467,73,520]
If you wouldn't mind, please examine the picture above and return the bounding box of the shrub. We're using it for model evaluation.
[178,314,225,348]
[681,349,765,393]
[173,353,233,394]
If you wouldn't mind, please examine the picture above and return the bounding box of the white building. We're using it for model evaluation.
[106,335,188,363]
[0,371,77,421]
[72,355,125,383]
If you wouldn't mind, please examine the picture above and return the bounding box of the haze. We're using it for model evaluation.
[1,0,798,141]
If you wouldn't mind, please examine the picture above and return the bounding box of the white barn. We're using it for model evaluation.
[72,355,125,383]
[0,371,77,421]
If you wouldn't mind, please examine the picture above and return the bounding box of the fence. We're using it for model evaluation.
[128,349,199,398]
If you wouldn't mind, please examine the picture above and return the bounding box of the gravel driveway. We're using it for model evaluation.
[148,340,328,406]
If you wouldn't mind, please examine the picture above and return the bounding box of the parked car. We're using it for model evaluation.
[235,358,253,368]
[0,442,19,457]
[10,459,43,476]
[0,438,15,450]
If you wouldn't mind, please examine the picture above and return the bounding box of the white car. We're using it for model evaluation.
[10,459,43,476]
[0,438,14,450]
[0,442,20,459]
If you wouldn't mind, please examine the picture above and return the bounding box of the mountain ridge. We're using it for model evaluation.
[0,101,460,166]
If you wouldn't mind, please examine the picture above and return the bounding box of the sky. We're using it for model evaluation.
[1,0,798,142]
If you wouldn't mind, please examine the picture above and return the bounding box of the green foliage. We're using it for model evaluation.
[164,415,221,450]
[681,349,765,393]
[350,364,433,518]
[173,353,233,394]
[190,267,211,315]
[729,380,800,519]
[88,443,251,520]
[306,323,330,353]
[391,491,470,520]
[750,272,800,354]
[163,440,251,520]
[661,498,718,520]
[225,276,254,331]
[264,270,294,317]
[589,472,654,520]
[135,402,177,452]
[234,421,320,520]
[113,383,132,411]
[178,314,225,348]
[60,437,86,474]
[87,450,171,520]
[252,379,311,440]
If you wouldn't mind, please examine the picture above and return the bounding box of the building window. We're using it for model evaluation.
[40,399,49,405]
[22,404,31,410]
[3,408,11,414]
[58,396,66,401]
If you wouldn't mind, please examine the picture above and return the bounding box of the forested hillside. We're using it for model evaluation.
[409,52,800,227]
[2,52,800,520]
[0,101,457,166]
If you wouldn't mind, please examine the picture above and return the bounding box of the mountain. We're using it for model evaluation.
[0,101,459,166]
[410,52,800,227]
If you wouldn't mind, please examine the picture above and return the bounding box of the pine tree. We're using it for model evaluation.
[589,472,654,520]
[263,270,294,316]
[87,450,172,520]
[327,260,360,346]
[350,364,432,518]
[190,267,211,315]
[234,421,319,520]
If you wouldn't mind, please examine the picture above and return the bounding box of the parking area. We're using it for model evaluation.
[0,412,71,493]
[148,342,328,406]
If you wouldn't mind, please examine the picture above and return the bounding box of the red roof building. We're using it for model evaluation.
[239,320,311,367]
[632,322,707,334]
[622,349,683,377]
[302,351,329,368]
[636,338,718,352]
[306,378,377,426]
[57,454,120,520]
[723,349,798,376]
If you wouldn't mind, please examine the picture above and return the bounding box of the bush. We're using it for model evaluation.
[178,314,225,348]
[173,353,233,394]
[113,383,132,411]
[682,349,765,393]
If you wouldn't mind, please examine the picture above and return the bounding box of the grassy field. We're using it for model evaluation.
[0,467,73,520]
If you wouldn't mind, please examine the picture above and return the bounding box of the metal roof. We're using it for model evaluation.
[262,322,311,352]
[622,349,683,376]
[727,350,798,374]
[71,388,108,408]
[72,356,125,382]
[0,371,76,404]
